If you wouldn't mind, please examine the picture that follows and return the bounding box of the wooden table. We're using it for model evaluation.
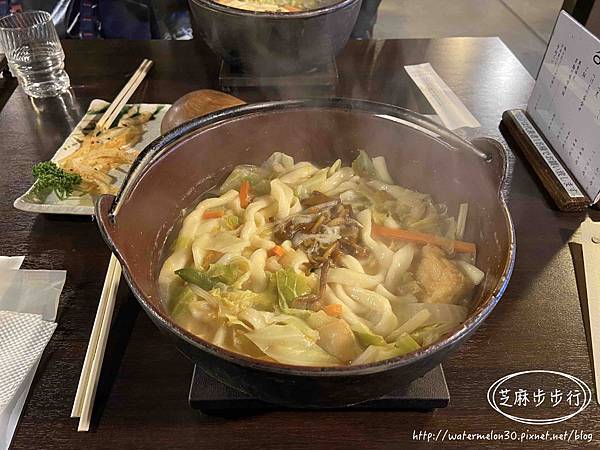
[2,38,598,449]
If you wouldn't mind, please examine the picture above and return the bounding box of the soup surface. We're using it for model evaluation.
[159,152,483,366]
[215,0,335,12]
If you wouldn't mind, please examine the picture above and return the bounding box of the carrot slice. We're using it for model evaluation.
[371,223,476,254]
[202,209,225,219]
[239,180,250,209]
[323,304,343,317]
[268,245,286,258]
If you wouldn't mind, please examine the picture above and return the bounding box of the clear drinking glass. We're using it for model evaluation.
[0,11,70,98]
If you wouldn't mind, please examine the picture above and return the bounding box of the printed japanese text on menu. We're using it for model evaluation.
[528,11,600,203]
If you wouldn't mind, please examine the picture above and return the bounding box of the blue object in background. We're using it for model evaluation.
[11,0,161,39]
[78,0,97,39]
[0,0,22,17]
[97,0,159,39]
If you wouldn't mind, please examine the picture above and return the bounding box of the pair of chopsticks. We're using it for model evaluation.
[95,59,153,131]
[71,255,121,430]
[71,59,153,432]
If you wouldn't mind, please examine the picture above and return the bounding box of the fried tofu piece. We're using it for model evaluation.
[415,245,471,304]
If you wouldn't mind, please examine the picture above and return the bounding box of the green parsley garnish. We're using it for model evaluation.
[32,161,82,200]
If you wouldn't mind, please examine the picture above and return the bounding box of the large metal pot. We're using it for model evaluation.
[95,99,515,407]
[188,0,362,73]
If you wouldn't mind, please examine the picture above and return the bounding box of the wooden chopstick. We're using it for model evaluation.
[95,59,154,130]
[78,255,122,431]
[97,60,153,130]
[70,255,118,418]
[72,58,153,431]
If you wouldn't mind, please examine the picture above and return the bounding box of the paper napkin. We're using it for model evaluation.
[0,270,65,321]
[0,257,63,450]
[0,257,25,271]
[0,311,57,410]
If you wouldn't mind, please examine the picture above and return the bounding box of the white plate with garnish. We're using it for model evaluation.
[14,99,170,216]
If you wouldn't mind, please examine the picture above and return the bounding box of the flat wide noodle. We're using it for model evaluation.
[161,151,482,366]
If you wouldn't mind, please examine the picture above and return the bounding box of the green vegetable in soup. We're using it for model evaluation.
[222,214,240,230]
[245,323,340,366]
[394,332,421,354]
[353,330,387,347]
[275,268,312,311]
[352,334,421,365]
[175,267,215,290]
[210,288,276,313]
[206,262,246,285]
[170,287,198,320]
[294,169,327,199]
[219,165,271,195]
[351,150,378,180]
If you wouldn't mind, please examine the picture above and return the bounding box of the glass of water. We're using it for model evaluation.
[0,11,70,98]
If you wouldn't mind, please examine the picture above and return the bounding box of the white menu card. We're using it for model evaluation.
[528,11,600,203]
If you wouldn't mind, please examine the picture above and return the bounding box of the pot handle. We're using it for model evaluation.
[95,194,123,257]
[469,137,510,193]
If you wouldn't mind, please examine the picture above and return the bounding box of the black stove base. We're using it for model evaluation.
[189,364,449,413]
[218,59,338,89]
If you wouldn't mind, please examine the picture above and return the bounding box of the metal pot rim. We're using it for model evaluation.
[189,0,360,19]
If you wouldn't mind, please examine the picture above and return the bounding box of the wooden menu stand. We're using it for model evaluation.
[501,108,593,212]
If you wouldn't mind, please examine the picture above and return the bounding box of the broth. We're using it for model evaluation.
[215,0,337,12]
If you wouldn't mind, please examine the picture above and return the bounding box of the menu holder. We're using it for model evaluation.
[501,109,591,211]
[501,11,600,212]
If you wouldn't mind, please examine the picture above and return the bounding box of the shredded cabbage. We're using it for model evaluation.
[222,214,240,230]
[219,164,271,195]
[394,332,421,354]
[410,324,446,346]
[262,152,295,174]
[352,332,421,365]
[245,323,340,366]
[206,261,247,285]
[275,267,312,311]
[294,169,328,199]
[210,288,276,313]
[352,150,378,179]
[372,156,394,183]
[353,330,387,347]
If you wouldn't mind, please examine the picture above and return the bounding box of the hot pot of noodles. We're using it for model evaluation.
[95,99,514,407]
[187,0,362,73]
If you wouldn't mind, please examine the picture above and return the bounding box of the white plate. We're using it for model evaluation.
[13,99,171,216]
